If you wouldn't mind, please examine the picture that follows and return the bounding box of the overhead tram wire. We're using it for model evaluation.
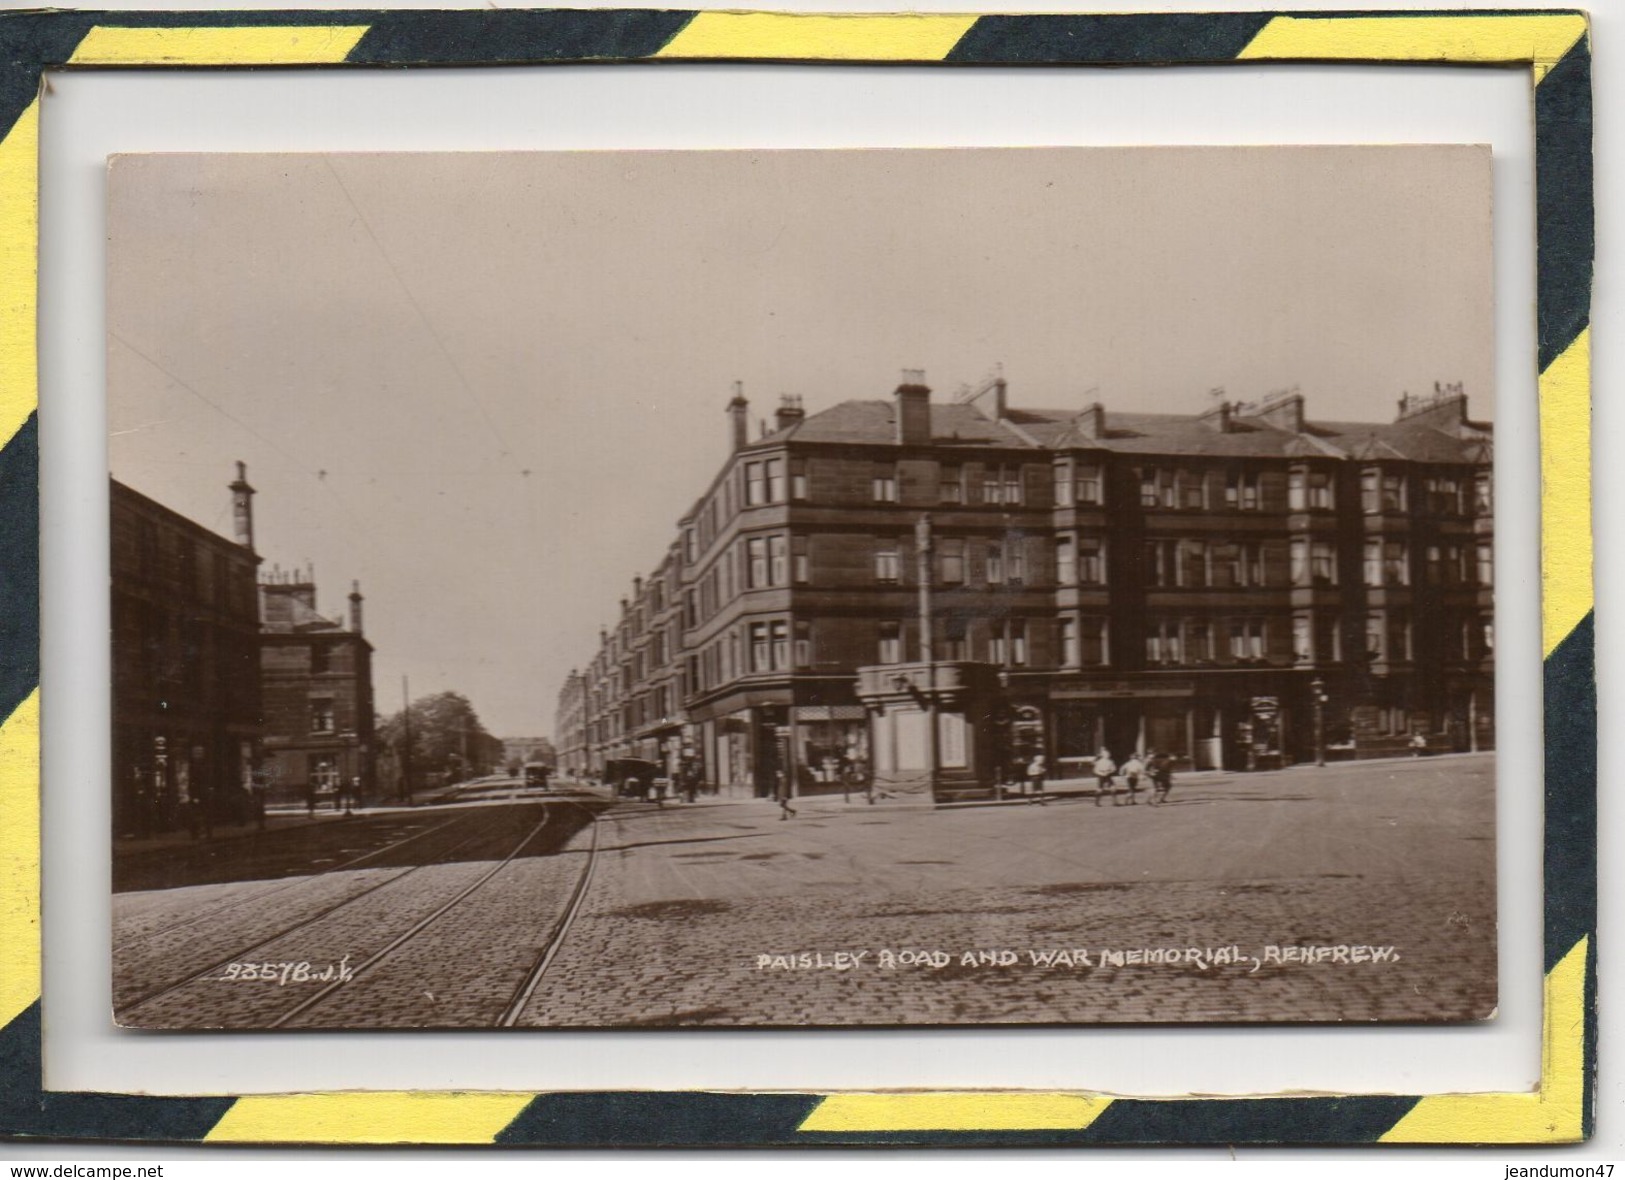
[320,155,518,472]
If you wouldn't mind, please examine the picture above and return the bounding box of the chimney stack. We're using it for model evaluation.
[1198,399,1232,433]
[894,369,931,447]
[727,381,749,451]
[349,580,364,635]
[775,393,805,433]
[1255,388,1305,434]
[1078,402,1107,441]
[228,460,256,551]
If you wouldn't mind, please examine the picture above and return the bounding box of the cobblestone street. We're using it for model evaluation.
[524,754,1494,1027]
[112,755,1494,1028]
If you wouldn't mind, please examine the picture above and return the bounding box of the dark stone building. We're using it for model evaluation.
[558,374,1493,800]
[259,569,376,808]
[111,467,262,836]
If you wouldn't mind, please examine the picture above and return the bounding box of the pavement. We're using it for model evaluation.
[111,755,1496,1029]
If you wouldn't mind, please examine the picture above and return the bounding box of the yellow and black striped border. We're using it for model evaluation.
[0,8,1593,1147]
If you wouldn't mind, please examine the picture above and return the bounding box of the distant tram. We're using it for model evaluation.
[523,762,553,791]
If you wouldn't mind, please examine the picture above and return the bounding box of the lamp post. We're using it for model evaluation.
[1311,675,1326,768]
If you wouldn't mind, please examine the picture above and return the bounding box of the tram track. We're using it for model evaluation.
[499,803,601,1026]
[112,813,469,952]
[276,798,604,1029]
[116,803,553,1021]
[117,797,605,1029]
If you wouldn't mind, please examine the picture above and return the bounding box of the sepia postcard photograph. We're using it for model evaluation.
[107,145,1496,1030]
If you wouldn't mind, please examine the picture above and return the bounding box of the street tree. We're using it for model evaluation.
[378,691,500,788]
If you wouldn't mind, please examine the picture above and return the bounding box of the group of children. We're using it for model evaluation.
[1001,748,1176,806]
[1090,749,1175,806]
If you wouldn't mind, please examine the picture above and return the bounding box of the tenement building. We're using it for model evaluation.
[258,568,376,807]
[555,374,1493,798]
[111,467,263,835]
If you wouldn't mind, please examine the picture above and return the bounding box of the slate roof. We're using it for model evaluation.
[762,396,1490,464]
[759,401,1036,448]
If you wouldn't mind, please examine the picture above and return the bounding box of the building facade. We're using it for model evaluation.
[259,570,376,807]
[555,375,1493,798]
[111,470,263,835]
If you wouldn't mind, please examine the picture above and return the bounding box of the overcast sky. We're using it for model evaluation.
[107,145,1493,737]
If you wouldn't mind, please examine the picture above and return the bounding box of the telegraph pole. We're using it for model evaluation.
[917,513,939,799]
[400,676,415,805]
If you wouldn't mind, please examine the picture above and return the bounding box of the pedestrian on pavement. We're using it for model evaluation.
[1026,753,1048,805]
[1092,748,1116,806]
[1120,752,1145,805]
[775,770,796,820]
[1149,751,1175,805]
